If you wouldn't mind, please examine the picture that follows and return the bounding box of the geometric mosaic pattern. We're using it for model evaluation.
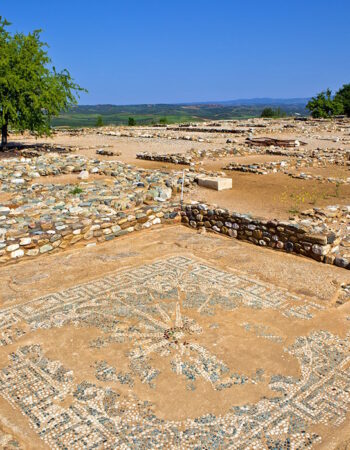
[0,256,349,449]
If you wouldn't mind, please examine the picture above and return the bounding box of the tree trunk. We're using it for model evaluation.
[1,122,8,149]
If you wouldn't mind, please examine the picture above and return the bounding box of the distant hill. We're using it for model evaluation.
[214,98,310,106]
[52,99,309,128]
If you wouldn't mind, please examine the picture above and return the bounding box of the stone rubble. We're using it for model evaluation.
[224,159,350,185]
[246,137,307,147]
[1,117,349,270]
[137,147,240,165]
[136,152,192,165]
[0,154,201,264]
[97,129,212,143]
[96,148,121,156]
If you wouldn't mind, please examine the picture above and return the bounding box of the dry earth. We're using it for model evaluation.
[12,119,350,219]
[1,118,350,449]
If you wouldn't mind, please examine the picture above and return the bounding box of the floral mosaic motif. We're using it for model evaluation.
[0,256,348,448]
[92,297,256,391]
[0,256,324,340]
[2,329,350,448]
[0,327,26,347]
[241,322,283,343]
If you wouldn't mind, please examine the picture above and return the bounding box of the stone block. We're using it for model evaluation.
[197,176,232,191]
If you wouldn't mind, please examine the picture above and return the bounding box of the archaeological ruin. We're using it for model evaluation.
[0,117,350,449]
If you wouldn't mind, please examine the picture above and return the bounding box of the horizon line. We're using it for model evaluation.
[74,97,310,107]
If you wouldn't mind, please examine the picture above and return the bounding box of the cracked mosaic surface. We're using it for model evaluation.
[0,256,349,449]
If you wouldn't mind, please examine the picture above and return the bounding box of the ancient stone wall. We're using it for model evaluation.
[181,203,349,269]
[136,152,192,165]
[2,199,348,270]
[0,203,180,264]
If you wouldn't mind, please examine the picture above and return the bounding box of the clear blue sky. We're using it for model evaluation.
[2,0,349,104]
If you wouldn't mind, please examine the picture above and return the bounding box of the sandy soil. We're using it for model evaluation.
[189,171,350,219]
[0,226,349,449]
[0,123,349,448]
[296,165,350,178]
[8,126,349,220]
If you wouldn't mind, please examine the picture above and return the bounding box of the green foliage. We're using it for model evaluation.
[159,117,168,124]
[70,186,83,195]
[260,107,287,118]
[52,102,308,128]
[96,115,103,127]
[0,17,86,147]
[334,182,341,198]
[306,89,344,118]
[128,117,136,126]
[334,83,350,117]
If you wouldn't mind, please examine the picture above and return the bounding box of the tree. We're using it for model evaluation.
[128,117,136,126]
[260,107,274,118]
[96,115,103,127]
[0,17,85,149]
[306,89,344,118]
[260,107,286,118]
[159,117,168,124]
[334,83,350,117]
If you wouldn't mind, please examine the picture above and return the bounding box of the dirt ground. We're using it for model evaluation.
[8,124,350,220]
[189,171,350,219]
[0,225,350,449]
[1,121,350,449]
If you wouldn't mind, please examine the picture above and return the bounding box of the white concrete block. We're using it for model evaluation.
[197,176,232,191]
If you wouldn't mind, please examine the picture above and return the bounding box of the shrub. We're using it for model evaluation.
[334,83,350,117]
[306,89,344,118]
[70,186,83,195]
[96,115,103,127]
[260,107,287,118]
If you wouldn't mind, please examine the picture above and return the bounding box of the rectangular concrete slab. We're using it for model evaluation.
[197,176,232,191]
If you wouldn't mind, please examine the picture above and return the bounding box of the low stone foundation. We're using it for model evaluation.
[136,152,192,165]
[166,126,245,134]
[0,203,181,264]
[1,192,349,270]
[181,203,349,269]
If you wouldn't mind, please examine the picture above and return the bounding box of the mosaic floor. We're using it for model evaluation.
[0,256,350,449]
